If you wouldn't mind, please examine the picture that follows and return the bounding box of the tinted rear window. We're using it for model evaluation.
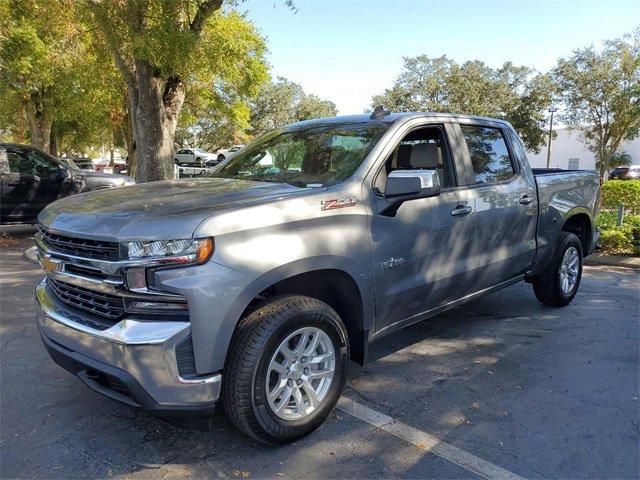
[460,125,515,184]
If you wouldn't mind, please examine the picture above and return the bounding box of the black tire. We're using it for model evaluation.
[222,295,349,444]
[532,232,583,307]
[174,158,179,165]
[217,154,225,163]
[196,156,203,166]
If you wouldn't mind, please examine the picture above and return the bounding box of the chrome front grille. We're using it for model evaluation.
[39,227,120,260]
[47,277,125,322]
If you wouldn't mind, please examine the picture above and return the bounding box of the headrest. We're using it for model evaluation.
[396,144,413,169]
[410,143,439,169]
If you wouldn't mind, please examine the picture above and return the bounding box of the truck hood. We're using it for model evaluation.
[38,178,307,241]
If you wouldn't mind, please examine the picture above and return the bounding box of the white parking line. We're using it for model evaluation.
[338,397,525,480]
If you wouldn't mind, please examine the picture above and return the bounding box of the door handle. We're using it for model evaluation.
[451,205,472,216]
[519,195,534,205]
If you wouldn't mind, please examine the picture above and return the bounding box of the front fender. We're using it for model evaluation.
[154,255,374,374]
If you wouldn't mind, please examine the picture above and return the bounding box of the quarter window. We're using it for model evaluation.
[460,125,515,184]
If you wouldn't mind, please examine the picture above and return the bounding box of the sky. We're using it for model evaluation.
[241,0,640,114]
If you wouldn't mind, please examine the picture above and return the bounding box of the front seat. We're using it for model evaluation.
[409,143,443,185]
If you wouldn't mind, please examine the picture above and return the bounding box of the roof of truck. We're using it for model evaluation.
[289,112,513,129]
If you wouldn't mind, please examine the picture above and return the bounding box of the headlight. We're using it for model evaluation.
[127,238,214,264]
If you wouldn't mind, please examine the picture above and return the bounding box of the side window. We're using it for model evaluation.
[460,125,515,184]
[375,125,455,192]
[7,151,36,175]
[0,148,9,175]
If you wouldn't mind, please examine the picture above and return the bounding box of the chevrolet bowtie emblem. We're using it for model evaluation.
[40,255,61,274]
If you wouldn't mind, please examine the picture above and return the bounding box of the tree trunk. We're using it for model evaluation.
[120,116,136,177]
[49,121,60,157]
[133,61,184,183]
[24,91,53,153]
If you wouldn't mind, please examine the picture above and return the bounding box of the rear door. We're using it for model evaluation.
[454,122,537,290]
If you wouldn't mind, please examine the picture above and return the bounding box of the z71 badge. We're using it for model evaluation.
[321,197,357,211]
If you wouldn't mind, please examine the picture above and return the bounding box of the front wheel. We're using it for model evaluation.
[222,295,349,444]
[217,154,225,163]
[531,232,583,307]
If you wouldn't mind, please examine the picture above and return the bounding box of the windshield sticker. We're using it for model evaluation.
[321,197,357,211]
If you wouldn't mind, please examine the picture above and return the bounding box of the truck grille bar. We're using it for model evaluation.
[48,277,125,322]
[39,227,120,260]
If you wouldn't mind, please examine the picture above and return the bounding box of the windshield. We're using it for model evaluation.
[61,158,79,170]
[210,122,388,187]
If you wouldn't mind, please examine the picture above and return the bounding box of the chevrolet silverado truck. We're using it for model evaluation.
[34,111,600,444]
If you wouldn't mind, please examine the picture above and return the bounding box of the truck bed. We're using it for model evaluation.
[532,168,601,273]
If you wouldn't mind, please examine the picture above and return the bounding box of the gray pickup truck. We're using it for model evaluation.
[34,112,600,444]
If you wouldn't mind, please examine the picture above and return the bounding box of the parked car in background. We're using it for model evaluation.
[69,157,95,172]
[95,158,127,174]
[34,112,600,444]
[609,165,640,180]
[175,148,216,166]
[0,144,135,224]
[215,144,244,163]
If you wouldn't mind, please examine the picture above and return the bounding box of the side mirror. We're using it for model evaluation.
[384,169,441,202]
[57,166,71,180]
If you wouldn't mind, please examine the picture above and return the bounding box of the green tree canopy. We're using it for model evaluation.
[250,77,338,137]
[85,0,269,181]
[554,29,640,178]
[371,54,555,152]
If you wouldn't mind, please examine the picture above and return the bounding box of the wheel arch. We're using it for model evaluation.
[561,210,593,254]
[224,261,372,369]
[251,269,368,365]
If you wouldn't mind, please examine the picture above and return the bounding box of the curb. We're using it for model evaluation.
[585,254,640,269]
[24,246,38,264]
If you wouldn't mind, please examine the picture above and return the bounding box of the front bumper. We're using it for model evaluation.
[36,279,221,416]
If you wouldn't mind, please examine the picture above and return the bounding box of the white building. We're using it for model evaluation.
[526,128,640,170]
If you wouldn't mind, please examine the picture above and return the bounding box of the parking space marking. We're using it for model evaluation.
[338,397,525,480]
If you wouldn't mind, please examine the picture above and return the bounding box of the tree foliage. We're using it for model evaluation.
[554,29,640,178]
[250,77,338,137]
[371,55,555,152]
[85,0,269,181]
[0,0,127,155]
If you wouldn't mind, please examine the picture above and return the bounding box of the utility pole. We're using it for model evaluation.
[546,107,556,168]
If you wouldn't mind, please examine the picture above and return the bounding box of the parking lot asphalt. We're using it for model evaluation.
[1,230,638,479]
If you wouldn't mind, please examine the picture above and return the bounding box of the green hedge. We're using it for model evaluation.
[601,180,640,215]
[597,180,640,255]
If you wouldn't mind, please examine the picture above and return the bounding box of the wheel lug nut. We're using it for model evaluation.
[287,379,293,387]
[301,357,307,363]
[297,379,303,386]
[303,368,309,375]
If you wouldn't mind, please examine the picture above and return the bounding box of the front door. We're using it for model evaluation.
[2,147,70,223]
[369,123,478,334]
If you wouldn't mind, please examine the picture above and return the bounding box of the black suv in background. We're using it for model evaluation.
[0,143,135,224]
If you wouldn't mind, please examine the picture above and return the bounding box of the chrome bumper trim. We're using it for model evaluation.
[36,279,188,345]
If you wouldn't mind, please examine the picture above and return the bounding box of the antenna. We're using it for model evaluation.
[370,105,390,119]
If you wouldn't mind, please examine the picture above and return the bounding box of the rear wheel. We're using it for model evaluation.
[222,295,349,444]
[217,154,225,163]
[531,232,583,307]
